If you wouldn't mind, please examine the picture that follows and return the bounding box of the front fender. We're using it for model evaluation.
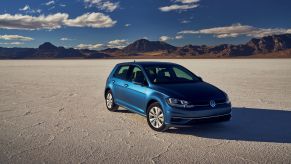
[146,90,171,123]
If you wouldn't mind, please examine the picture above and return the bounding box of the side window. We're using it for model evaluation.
[173,67,193,80]
[129,66,146,83]
[114,65,130,80]
[158,68,170,77]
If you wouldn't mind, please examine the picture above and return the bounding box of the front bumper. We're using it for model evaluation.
[164,103,232,126]
[169,114,231,126]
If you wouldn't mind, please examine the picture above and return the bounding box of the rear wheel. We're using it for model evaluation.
[147,102,167,132]
[105,90,119,111]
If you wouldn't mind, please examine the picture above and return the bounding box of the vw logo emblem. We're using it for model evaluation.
[210,100,216,108]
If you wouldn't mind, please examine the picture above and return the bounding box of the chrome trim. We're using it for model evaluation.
[191,101,229,107]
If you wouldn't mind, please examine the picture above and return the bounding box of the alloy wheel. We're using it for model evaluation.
[106,92,113,109]
[148,106,164,129]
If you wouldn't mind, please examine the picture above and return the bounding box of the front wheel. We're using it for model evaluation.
[147,102,167,132]
[105,90,119,111]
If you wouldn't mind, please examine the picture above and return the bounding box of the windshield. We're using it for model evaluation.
[143,64,201,84]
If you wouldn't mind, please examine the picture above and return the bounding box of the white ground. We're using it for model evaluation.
[0,59,291,164]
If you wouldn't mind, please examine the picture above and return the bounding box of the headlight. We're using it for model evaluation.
[166,98,195,108]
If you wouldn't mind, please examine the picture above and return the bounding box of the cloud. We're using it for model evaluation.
[0,13,68,30]
[107,39,128,48]
[175,35,183,39]
[0,12,116,30]
[216,33,239,38]
[75,43,104,50]
[48,6,56,10]
[175,0,199,4]
[101,1,119,12]
[19,5,30,11]
[60,37,72,41]
[75,39,128,50]
[36,9,42,13]
[181,20,191,24]
[178,24,291,38]
[44,1,66,9]
[0,42,24,45]
[84,0,119,12]
[159,4,198,12]
[0,35,33,41]
[159,0,199,12]
[19,5,42,14]
[159,35,184,41]
[46,1,55,6]
[159,36,172,41]
[64,12,116,28]
[124,24,131,27]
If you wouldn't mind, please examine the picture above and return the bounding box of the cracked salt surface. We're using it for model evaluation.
[0,59,291,163]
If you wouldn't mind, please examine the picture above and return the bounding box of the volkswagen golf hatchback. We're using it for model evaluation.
[104,62,231,131]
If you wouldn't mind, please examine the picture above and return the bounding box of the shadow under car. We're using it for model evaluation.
[166,107,291,144]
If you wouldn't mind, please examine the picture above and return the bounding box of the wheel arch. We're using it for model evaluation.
[146,99,162,113]
[104,87,111,98]
[145,91,168,112]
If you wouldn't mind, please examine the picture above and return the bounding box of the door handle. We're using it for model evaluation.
[124,84,128,87]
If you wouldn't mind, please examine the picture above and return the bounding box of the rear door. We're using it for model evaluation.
[111,65,130,106]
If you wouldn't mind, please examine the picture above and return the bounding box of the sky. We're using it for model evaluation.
[0,0,291,50]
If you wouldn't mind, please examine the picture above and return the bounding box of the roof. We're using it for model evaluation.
[117,61,178,67]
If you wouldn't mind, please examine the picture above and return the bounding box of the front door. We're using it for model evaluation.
[124,66,148,114]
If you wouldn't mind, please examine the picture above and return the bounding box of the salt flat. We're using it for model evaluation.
[0,59,291,163]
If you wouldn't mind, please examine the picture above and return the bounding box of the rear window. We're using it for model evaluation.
[113,65,130,80]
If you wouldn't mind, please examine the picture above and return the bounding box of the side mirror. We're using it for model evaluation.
[197,76,203,81]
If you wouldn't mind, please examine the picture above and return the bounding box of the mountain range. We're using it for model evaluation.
[1,34,291,59]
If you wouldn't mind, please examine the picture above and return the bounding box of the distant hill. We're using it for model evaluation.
[0,42,108,59]
[172,34,291,57]
[1,34,291,59]
[122,39,176,54]
[247,34,291,53]
[0,47,37,59]
[33,42,83,58]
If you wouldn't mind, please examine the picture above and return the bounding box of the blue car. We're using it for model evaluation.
[104,61,231,131]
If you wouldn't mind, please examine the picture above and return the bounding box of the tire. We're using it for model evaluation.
[147,102,167,132]
[105,90,119,111]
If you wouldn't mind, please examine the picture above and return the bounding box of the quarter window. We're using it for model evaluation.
[114,65,130,80]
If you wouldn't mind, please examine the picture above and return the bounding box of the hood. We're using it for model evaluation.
[151,82,226,104]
